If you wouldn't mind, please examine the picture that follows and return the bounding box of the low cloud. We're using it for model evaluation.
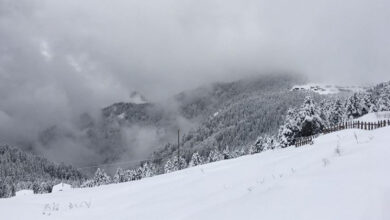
[0,0,389,165]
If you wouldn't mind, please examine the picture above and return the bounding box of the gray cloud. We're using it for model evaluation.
[0,0,389,164]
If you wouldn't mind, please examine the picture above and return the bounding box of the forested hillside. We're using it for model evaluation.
[79,80,389,188]
[0,144,85,198]
[36,74,309,171]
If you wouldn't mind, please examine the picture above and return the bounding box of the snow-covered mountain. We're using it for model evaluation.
[34,74,309,172]
[291,83,366,95]
[1,125,389,219]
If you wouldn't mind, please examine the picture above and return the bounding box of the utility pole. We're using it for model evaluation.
[177,129,180,170]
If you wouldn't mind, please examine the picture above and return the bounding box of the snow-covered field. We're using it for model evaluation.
[1,127,390,220]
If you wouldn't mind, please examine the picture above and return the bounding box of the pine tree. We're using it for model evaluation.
[164,159,175,173]
[319,99,332,127]
[113,168,125,183]
[328,99,345,126]
[208,149,224,162]
[164,157,187,173]
[189,152,204,167]
[377,94,390,111]
[298,96,324,137]
[93,168,111,186]
[250,135,276,154]
[124,169,137,181]
[278,108,300,147]
[138,162,156,178]
[222,146,233,160]
[345,93,364,119]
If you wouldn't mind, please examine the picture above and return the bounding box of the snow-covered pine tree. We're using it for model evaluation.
[345,93,364,119]
[80,179,94,188]
[164,157,187,173]
[93,168,111,186]
[298,96,325,137]
[189,152,204,167]
[113,168,126,183]
[250,135,277,154]
[318,99,332,128]
[377,94,390,111]
[138,162,156,178]
[328,99,345,126]
[208,149,224,162]
[164,159,175,173]
[249,136,264,154]
[124,169,137,181]
[222,146,233,160]
[278,108,300,148]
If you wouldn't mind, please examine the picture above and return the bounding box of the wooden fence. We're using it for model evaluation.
[295,119,390,147]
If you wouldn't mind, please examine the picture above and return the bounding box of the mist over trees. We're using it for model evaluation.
[2,76,390,197]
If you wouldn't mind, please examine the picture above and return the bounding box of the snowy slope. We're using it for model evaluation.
[1,127,390,220]
[355,111,390,122]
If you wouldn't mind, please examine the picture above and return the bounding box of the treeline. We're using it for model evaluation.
[80,135,278,187]
[0,144,85,198]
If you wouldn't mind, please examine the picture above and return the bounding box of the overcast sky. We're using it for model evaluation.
[0,0,389,156]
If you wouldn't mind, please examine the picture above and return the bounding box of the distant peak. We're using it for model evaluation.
[129,91,148,104]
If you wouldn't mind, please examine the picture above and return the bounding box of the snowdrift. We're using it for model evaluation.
[1,127,390,220]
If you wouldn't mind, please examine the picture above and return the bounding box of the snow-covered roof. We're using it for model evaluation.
[52,183,72,192]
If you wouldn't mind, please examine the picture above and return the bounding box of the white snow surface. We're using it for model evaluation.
[15,190,34,197]
[355,111,390,122]
[1,127,390,219]
[52,183,72,193]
